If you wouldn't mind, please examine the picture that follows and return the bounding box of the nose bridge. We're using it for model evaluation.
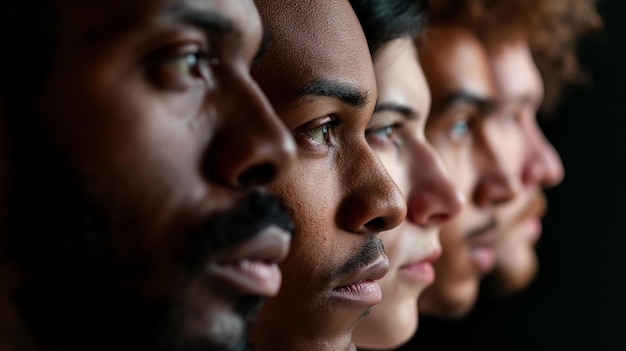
[473,130,521,207]
[338,144,406,234]
[522,124,564,188]
[205,71,296,189]
[407,141,463,227]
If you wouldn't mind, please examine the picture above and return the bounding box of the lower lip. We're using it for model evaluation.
[399,261,436,284]
[207,260,283,297]
[329,280,382,306]
[469,246,495,273]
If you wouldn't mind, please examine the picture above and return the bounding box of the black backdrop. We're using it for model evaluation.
[397,0,626,349]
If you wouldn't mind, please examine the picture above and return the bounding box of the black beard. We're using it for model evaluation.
[4,101,292,351]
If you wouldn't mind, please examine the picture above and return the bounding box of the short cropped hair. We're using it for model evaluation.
[424,0,602,111]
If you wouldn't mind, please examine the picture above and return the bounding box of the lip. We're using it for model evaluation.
[398,248,442,284]
[205,226,291,297]
[329,255,389,306]
[468,228,499,273]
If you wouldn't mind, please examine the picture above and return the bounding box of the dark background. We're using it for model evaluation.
[399,0,626,349]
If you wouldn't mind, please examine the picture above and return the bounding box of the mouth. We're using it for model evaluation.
[467,227,499,273]
[329,255,389,306]
[205,226,291,297]
[398,248,442,284]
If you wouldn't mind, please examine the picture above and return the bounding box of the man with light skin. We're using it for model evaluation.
[249,0,407,350]
[0,1,298,350]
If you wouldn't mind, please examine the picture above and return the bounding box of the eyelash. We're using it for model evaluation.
[146,44,217,91]
[297,116,341,147]
[365,123,403,149]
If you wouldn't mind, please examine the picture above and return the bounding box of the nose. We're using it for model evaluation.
[205,74,296,189]
[406,142,464,227]
[473,133,521,207]
[338,144,407,234]
[521,124,564,188]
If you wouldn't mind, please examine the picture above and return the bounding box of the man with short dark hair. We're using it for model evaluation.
[248,0,407,350]
[0,1,297,350]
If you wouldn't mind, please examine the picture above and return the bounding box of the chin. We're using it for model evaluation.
[419,279,479,319]
[353,299,418,350]
[484,252,538,296]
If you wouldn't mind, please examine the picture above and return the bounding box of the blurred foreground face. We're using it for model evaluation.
[352,38,462,349]
[485,41,564,295]
[4,0,297,350]
[250,1,406,350]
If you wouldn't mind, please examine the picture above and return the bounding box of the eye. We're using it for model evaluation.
[365,123,403,149]
[450,119,470,139]
[297,116,341,147]
[147,45,217,90]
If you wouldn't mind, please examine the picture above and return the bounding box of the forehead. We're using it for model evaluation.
[252,0,375,105]
[53,0,261,44]
[419,25,494,100]
[488,41,544,102]
[375,38,430,108]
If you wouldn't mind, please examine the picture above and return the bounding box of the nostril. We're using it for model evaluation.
[363,217,386,232]
[238,163,277,188]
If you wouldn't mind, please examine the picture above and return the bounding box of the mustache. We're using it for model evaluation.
[511,191,547,227]
[466,217,498,240]
[185,190,293,276]
[325,235,385,285]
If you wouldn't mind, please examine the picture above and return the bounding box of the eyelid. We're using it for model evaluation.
[294,114,340,136]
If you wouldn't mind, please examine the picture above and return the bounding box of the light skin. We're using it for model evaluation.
[352,38,463,350]
[418,25,564,318]
[249,1,407,350]
[486,40,563,295]
[2,0,297,350]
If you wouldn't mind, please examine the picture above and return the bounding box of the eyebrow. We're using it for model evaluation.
[166,3,236,36]
[293,78,370,108]
[374,102,420,121]
[431,90,497,116]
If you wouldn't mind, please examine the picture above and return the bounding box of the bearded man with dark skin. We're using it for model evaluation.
[0,1,298,350]
[249,1,407,350]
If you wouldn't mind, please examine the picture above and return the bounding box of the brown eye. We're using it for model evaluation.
[147,46,215,90]
[300,117,341,145]
[365,123,402,149]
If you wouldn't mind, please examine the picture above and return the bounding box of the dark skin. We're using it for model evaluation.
[1,0,297,350]
[250,1,406,350]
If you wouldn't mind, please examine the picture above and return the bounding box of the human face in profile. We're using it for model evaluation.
[5,0,296,350]
[418,25,503,318]
[250,1,406,350]
[353,37,462,349]
[485,40,563,295]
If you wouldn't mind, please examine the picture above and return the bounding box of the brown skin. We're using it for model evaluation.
[250,1,407,350]
[2,0,297,350]
[419,26,564,318]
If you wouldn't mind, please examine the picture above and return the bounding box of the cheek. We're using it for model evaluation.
[270,163,340,273]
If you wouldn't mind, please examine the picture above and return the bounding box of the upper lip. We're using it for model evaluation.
[211,225,291,264]
[466,218,499,247]
[334,255,389,289]
[401,247,442,268]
